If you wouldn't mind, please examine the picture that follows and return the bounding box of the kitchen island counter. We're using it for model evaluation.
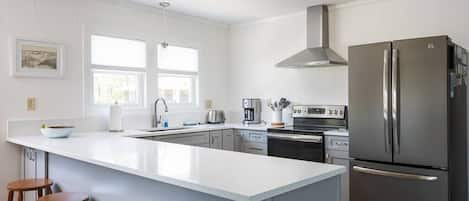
[8,134,344,201]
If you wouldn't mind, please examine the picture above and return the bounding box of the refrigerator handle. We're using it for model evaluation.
[392,48,400,154]
[352,166,438,181]
[383,49,391,153]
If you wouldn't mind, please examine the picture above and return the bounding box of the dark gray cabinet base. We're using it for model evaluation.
[48,154,341,201]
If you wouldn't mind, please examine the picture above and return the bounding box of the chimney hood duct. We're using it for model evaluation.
[276,5,347,68]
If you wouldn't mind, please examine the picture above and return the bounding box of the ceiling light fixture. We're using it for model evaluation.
[160,1,171,48]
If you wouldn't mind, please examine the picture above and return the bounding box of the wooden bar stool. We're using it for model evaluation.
[7,179,53,201]
[37,193,89,201]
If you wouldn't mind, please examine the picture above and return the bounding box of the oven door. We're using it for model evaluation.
[267,133,324,162]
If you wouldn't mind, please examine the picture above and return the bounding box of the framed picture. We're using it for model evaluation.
[12,39,64,78]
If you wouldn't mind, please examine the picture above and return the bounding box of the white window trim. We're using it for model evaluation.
[85,33,148,115]
[156,44,200,109]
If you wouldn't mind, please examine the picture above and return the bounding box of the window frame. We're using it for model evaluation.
[91,69,146,107]
[156,44,200,108]
[86,34,148,113]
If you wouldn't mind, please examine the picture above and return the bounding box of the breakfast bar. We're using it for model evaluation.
[7,133,345,201]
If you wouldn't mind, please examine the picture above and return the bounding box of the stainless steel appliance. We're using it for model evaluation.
[242,98,262,124]
[276,5,347,68]
[267,105,347,162]
[349,36,468,201]
[207,110,225,124]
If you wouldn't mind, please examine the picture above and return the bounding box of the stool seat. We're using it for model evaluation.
[7,179,53,201]
[7,179,53,191]
[38,193,89,201]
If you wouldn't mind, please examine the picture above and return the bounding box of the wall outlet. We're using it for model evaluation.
[27,97,36,111]
[205,99,213,109]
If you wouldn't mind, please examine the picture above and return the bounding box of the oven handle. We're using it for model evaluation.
[267,133,323,143]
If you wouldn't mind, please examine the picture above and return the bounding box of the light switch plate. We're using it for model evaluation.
[27,97,36,111]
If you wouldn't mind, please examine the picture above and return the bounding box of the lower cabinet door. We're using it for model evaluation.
[350,160,448,201]
[222,130,235,151]
[209,131,222,149]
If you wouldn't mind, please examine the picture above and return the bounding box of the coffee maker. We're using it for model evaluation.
[242,98,262,124]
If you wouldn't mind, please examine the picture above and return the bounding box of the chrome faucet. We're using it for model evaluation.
[153,98,168,128]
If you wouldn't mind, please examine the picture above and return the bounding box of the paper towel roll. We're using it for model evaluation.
[109,102,123,132]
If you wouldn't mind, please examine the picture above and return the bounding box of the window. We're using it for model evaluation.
[91,35,146,68]
[157,44,199,105]
[90,35,146,107]
[92,70,143,105]
[158,45,198,72]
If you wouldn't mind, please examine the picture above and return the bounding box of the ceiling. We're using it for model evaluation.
[131,0,356,24]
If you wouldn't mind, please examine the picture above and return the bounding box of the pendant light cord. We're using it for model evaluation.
[160,1,170,48]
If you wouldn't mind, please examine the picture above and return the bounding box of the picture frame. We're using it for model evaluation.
[12,39,64,78]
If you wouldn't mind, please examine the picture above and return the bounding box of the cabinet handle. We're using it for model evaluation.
[383,48,391,153]
[352,166,438,181]
[248,147,263,151]
[334,141,349,146]
[392,48,400,154]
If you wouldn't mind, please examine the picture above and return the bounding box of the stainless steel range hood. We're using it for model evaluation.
[276,5,347,68]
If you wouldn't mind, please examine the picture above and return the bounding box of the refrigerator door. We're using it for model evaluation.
[349,42,393,163]
[350,160,448,201]
[392,36,448,168]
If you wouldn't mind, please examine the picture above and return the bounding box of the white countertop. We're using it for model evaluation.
[7,134,345,201]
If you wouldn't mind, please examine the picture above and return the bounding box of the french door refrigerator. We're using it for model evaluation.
[348,36,468,201]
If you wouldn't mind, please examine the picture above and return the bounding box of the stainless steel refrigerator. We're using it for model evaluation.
[348,36,468,201]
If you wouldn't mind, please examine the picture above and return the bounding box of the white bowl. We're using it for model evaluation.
[40,127,74,138]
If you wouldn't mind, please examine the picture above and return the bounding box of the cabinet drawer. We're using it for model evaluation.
[243,142,267,155]
[248,132,266,143]
[326,136,349,151]
[238,131,266,142]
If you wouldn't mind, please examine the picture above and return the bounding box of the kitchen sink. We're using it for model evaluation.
[139,127,190,132]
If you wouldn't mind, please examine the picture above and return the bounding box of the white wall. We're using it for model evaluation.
[227,0,469,123]
[0,0,229,198]
[227,11,348,123]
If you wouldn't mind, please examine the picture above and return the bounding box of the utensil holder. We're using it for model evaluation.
[272,110,283,123]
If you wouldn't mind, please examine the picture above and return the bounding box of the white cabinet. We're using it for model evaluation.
[221,129,235,151]
[325,136,350,201]
[209,130,222,149]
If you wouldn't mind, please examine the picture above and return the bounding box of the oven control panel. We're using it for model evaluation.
[292,105,346,119]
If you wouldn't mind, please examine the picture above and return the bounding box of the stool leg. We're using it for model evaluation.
[46,186,52,195]
[7,191,13,201]
[17,191,23,201]
[38,188,43,198]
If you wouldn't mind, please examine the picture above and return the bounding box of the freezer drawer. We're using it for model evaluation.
[350,160,448,201]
